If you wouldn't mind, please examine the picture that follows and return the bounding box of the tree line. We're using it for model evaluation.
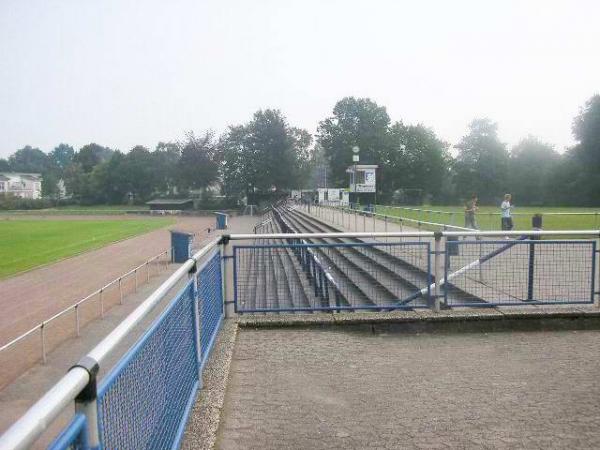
[1,95,599,207]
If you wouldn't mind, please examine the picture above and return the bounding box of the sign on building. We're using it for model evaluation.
[347,165,378,193]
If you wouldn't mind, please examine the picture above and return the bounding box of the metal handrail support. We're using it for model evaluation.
[433,233,442,312]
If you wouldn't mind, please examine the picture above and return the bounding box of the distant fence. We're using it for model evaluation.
[0,249,171,390]
[311,202,471,233]
[376,205,600,230]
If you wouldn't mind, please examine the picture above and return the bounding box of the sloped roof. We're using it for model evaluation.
[146,198,193,205]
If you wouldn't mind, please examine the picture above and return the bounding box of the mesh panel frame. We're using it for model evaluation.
[197,251,224,370]
[444,239,596,307]
[234,241,432,312]
[97,281,198,450]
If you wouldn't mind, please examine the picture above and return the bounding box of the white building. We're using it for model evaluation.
[0,173,43,199]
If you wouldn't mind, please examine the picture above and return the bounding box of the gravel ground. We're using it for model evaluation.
[183,320,239,450]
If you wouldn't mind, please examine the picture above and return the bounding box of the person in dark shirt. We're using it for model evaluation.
[464,194,479,230]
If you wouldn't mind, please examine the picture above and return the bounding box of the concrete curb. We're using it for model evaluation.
[237,307,600,330]
[182,320,239,450]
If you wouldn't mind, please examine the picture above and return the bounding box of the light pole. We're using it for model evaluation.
[352,146,359,207]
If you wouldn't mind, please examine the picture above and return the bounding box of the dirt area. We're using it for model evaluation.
[0,215,213,345]
[0,215,221,390]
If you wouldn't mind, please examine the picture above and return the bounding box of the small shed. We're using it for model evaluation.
[146,199,194,211]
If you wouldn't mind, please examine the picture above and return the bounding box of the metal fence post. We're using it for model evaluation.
[527,239,536,301]
[363,212,366,232]
[147,262,150,283]
[221,237,234,318]
[99,289,104,318]
[384,215,388,242]
[134,269,138,292]
[75,305,80,337]
[40,324,46,364]
[596,235,600,309]
[433,233,442,312]
[73,357,101,449]
[190,259,203,382]
[118,277,123,304]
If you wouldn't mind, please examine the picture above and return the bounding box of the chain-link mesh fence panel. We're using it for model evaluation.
[197,251,223,370]
[97,281,198,450]
[234,242,432,312]
[444,239,596,306]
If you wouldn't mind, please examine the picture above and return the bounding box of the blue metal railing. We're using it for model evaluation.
[197,251,224,372]
[443,239,596,307]
[233,241,432,313]
[47,252,224,450]
[97,281,198,450]
[47,414,89,450]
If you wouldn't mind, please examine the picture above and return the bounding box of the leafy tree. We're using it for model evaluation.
[74,143,113,173]
[219,110,311,200]
[153,142,181,195]
[50,144,75,171]
[453,119,509,204]
[387,122,450,202]
[245,110,304,192]
[317,97,392,189]
[119,146,160,201]
[177,132,219,192]
[63,163,89,201]
[0,159,9,171]
[88,152,129,204]
[569,95,600,204]
[8,146,52,173]
[509,136,559,205]
[220,125,252,200]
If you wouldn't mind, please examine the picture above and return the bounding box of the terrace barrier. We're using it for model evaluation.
[233,241,431,312]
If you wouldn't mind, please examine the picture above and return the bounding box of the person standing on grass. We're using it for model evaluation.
[501,193,513,231]
[464,194,479,230]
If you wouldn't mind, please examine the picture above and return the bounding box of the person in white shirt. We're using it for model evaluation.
[500,194,513,231]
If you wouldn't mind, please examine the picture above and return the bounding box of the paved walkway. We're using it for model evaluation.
[217,327,600,449]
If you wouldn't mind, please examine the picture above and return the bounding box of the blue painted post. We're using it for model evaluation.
[528,214,543,301]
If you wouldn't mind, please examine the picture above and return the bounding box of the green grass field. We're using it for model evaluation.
[0,218,173,278]
[376,205,600,231]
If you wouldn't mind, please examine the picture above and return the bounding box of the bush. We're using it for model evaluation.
[0,195,55,210]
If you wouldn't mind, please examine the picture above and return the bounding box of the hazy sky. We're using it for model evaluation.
[1,0,599,158]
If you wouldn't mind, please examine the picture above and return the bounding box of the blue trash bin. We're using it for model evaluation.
[170,231,194,263]
[215,212,228,230]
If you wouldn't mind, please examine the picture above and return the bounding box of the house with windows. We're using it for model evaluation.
[0,173,43,199]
